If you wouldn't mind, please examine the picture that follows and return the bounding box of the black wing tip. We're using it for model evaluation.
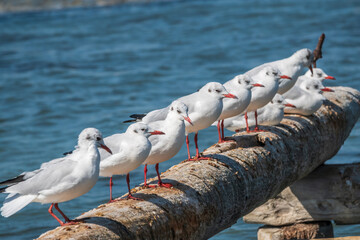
[63,151,73,156]
[0,175,25,186]
[123,114,147,123]
[123,119,136,123]
[0,186,7,193]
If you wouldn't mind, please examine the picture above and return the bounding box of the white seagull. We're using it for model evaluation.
[283,76,333,116]
[244,66,290,132]
[99,123,164,202]
[214,74,264,142]
[0,128,112,226]
[223,94,296,132]
[134,82,236,160]
[246,48,314,94]
[141,101,192,188]
[303,67,336,82]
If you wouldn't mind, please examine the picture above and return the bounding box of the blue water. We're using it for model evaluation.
[0,0,359,239]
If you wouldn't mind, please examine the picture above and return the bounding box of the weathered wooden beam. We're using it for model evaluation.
[244,163,360,226]
[37,87,360,240]
[257,221,334,240]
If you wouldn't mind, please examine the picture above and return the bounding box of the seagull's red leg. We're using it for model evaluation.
[186,135,191,160]
[217,120,222,143]
[48,203,65,226]
[107,177,115,203]
[245,112,250,132]
[253,110,266,132]
[54,203,71,222]
[143,164,149,188]
[221,120,225,140]
[192,132,210,160]
[126,173,142,200]
[155,163,172,188]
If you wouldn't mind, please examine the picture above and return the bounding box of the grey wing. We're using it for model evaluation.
[142,107,169,123]
[6,158,77,195]
[283,87,303,100]
[100,133,125,159]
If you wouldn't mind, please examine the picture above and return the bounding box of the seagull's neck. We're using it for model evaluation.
[164,113,185,129]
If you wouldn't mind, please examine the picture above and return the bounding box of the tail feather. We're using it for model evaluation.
[1,194,36,217]
[123,114,147,123]
[0,186,7,193]
[0,175,25,186]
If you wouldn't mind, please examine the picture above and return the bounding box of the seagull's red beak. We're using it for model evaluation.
[284,103,296,108]
[309,65,313,75]
[223,93,237,99]
[100,144,112,154]
[325,75,336,80]
[280,75,292,80]
[150,130,165,135]
[321,87,334,92]
[252,83,265,87]
[184,116,194,126]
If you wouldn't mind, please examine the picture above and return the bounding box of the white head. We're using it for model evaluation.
[199,82,237,100]
[258,66,282,83]
[270,94,296,109]
[292,48,314,67]
[126,122,164,138]
[231,74,260,90]
[300,78,328,95]
[78,128,112,154]
[305,68,336,81]
[168,100,192,125]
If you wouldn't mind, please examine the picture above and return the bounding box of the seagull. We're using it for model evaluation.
[134,82,236,160]
[0,128,112,226]
[303,67,336,82]
[141,101,192,188]
[244,66,290,132]
[246,48,314,94]
[214,74,264,142]
[283,76,333,116]
[223,94,296,131]
[99,123,164,202]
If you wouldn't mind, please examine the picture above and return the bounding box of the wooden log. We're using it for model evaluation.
[37,87,360,240]
[244,164,360,226]
[258,221,333,240]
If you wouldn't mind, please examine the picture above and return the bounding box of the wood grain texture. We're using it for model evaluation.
[244,164,360,226]
[37,87,360,240]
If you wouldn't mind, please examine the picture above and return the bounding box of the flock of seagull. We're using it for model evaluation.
[0,47,336,226]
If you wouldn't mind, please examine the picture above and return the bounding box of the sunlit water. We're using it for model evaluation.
[0,0,359,239]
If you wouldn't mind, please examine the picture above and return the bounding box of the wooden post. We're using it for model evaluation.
[244,164,360,226]
[37,87,360,240]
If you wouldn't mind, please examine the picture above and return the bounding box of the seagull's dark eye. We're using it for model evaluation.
[215,89,221,93]
[245,80,250,84]
[306,54,310,60]
[277,100,282,103]
[317,73,322,77]
[177,110,181,114]
[314,85,319,89]
[141,128,145,131]
[96,137,101,141]
[170,107,174,111]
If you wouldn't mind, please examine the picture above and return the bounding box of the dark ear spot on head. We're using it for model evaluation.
[270,100,273,104]
[170,107,174,111]
[208,89,212,93]
[86,135,91,140]
[306,86,310,90]
[134,130,138,133]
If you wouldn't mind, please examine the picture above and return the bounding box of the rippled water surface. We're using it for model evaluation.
[0,0,359,239]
